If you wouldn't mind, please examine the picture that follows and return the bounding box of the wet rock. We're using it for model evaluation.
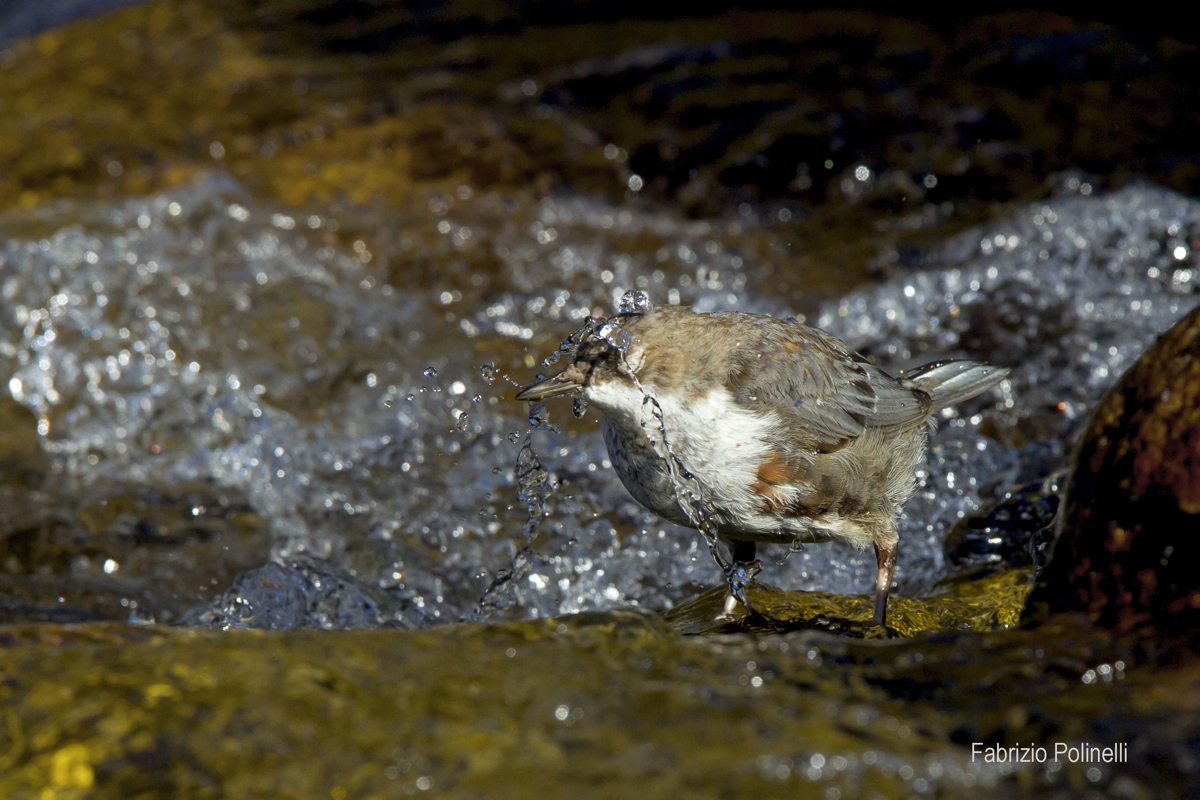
[1025,305,1200,630]
[0,397,47,484]
[944,472,1062,576]
[180,557,425,630]
[663,569,1031,638]
[2,613,1195,798]
[0,482,271,624]
[6,3,1200,218]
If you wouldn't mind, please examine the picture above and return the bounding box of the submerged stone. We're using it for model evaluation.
[1026,305,1200,630]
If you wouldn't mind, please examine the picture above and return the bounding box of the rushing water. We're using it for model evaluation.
[1,175,1198,629]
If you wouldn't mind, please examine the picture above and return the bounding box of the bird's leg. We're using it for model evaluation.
[721,540,761,617]
[873,538,898,626]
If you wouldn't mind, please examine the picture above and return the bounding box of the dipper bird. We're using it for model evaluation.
[516,295,1008,625]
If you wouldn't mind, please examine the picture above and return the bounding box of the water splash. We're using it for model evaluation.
[617,289,653,315]
[528,402,560,434]
[514,431,555,543]
[776,538,805,566]
[3,174,1196,629]
[475,546,537,613]
[600,313,738,585]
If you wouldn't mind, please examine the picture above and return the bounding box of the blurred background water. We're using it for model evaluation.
[2,1,1198,630]
[2,4,1200,797]
[3,173,1197,629]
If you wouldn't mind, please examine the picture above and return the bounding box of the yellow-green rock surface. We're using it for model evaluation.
[4,4,1200,798]
[4,606,1192,800]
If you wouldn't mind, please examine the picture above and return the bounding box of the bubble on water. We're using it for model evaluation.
[572,397,588,418]
[617,289,653,315]
[423,367,437,379]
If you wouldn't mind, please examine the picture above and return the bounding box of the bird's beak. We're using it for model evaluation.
[515,364,587,401]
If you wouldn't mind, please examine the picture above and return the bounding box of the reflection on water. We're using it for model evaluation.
[1,175,1198,628]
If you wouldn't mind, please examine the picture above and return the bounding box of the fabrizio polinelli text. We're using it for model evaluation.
[971,742,1127,764]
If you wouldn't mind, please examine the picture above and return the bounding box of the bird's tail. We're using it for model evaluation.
[901,360,1009,410]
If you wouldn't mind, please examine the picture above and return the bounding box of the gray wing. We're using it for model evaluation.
[728,326,932,453]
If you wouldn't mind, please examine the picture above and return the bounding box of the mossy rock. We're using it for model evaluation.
[666,568,1031,638]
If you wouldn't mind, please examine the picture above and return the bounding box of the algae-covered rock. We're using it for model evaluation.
[1026,305,1200,630]
[664,569,1031,638]
[1,612,1196,799]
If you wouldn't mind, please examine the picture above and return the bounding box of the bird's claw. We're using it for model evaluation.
[720,559,762,618]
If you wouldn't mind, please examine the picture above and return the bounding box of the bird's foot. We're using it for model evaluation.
[719,559,762,618]
[873,540,898,626]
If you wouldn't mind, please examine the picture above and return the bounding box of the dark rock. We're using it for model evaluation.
[1025,305,1200,630]
[944,473,1062,575]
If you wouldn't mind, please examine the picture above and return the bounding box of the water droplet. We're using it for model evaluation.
[383,399,394,407]
[406,394,415,401]
[431,385,441,393]
[572,397,588,418]
[471,394,483,403]
[529,402,561,433]
[515,441,553,542]
[423,367,438,379]
[492,467,502,474]
[508,433,521,443]
[596,322,630,350]
[456,413,470,431]
[480,363,496,383]
[617,289,652,315]
[542,351,561,367]
[777,538,805,566]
